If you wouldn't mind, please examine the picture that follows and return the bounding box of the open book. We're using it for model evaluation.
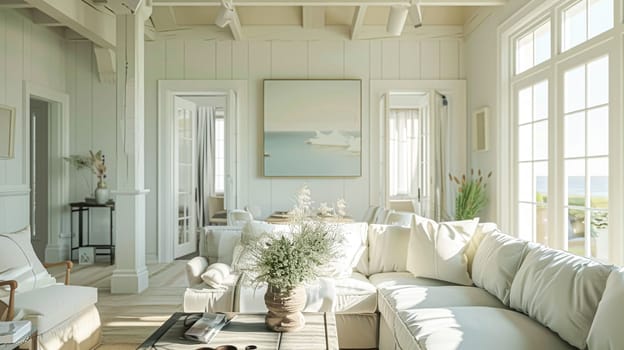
[184,313,230,343]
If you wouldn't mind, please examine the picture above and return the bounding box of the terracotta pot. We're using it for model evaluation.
[264,285,306,332]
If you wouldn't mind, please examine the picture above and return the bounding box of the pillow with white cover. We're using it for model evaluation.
[587,267,624,349]
[367,224,411,274]
[325,222,368,278]
[509,245,613,349]
[406,218,480,286]
[200,263,237,289]
[200,226,243,265]
[471,230,529,305]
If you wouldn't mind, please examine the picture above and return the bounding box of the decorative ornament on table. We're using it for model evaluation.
[239,185,344,332]
[449,169,492,220]
[64,150,109,204]
[335,198,347,218]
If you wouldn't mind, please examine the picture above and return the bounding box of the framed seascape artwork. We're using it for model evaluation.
[0,104,16,159]
[263,79,362,177]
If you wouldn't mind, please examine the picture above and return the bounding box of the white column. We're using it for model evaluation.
[110,4,151,294]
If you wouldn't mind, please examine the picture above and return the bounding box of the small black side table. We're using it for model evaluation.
[69,201,115,265]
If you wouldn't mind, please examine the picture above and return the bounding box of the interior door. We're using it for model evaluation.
[223,90,238,211]
[174,97,197,258]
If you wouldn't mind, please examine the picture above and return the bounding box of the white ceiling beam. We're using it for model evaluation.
[93,47,117,83]
[0,0,32,8]
[24,0,116,48]
[30,9,63,26]
[153,0,506,6]
[302,6,325,29]
[350,5,366,40]
[228,7,243,40]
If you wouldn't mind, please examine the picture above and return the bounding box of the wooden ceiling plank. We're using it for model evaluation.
[24,0,116,48]
[350,4,366,40]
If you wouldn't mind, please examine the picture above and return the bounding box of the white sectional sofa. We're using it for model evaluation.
[0,227,101,350]
[184,220,622,350]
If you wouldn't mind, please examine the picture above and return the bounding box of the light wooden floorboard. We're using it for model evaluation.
[50,261,189,347]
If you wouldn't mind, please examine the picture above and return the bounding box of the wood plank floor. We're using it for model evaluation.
[50,261,189,348]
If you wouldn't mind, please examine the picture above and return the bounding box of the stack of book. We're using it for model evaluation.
[0,321,31,344]
[184,313,230,343]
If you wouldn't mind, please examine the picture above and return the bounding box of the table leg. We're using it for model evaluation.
[110,207,114,265]
[30,331,38,350]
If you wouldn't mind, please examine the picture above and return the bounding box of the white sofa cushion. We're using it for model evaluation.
[587,267,624,349]
[200,226,243,265]
[184,276,239,313]
[406,218,479,286]
[472,230,529,305]
[6,285,97,334]
[333,272,377,313]
[0,227,57,294]
[395,307,575,350]
[509,245,612,349]
[367,224,410,274]
[370,272,504,332]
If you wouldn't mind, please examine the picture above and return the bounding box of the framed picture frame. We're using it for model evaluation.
[263,79,362,177]
[0,104,16,159]
[472,106,489,152]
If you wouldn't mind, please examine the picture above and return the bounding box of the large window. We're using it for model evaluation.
[563,56,609,260]
[516,80,549,245]
[504,0,619,262]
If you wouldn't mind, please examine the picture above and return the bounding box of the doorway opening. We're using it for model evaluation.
[173,95,228,258]
[158,80,247,262]
[25,83,70,264]
[30,98,52,261]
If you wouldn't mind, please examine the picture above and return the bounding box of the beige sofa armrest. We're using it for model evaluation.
[0,280,17,321]
[186,256,209,286]
[44,260,73,285]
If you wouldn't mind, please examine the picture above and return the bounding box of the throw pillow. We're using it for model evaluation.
[471,230,529,305]
[324,222,368,278]
[367,224,411,274]
[587,267,624,349]
[406,218,480,286]
[200,263,236,289]
[509,245,612,349]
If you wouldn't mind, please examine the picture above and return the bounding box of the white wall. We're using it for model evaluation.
[65,41,117,246]
[145,35,464,260]
[0,10,67,233]
[464,1,531,221]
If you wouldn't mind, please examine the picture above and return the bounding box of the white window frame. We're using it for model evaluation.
[498,0,624,264]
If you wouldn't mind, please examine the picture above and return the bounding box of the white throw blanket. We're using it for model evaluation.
[237,277,337,312]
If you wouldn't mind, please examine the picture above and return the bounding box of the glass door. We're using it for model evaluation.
[174,97,197,258]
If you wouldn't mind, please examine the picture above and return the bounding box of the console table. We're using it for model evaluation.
[69,201,115,265]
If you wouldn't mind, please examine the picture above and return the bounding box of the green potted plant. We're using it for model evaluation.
[449,169,492,220]
[239,186,343,332]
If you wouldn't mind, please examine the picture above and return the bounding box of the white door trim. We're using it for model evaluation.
[157,80,248,263]
[23,81,71,262]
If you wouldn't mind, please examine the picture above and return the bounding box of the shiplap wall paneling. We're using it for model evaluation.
[246,40,272,217]
[0,10,68,232]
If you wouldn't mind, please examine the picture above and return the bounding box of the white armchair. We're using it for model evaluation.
[0,227,101,349]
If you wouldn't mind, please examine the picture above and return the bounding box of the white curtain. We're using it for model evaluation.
[196,106,216,227]
[388,109,420,198]
[433,95,450,221]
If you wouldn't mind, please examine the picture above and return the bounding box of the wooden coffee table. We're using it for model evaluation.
[137,312,339,350]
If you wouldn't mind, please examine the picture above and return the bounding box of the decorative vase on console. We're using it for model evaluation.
[95,179,109,204]
[91,151,109,204]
